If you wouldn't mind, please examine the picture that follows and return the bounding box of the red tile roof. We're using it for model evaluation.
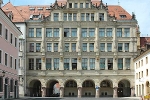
[140,37,150,48]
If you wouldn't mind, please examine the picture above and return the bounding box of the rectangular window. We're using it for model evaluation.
[0,50,1,64]
[99,28,105,37]
[86,3,89,8]
[107,43,112,52]
[29,43,34,52]
[10,80,13,92]
[36,43,41,52]
[46,28,52,37]
[68,13,72,21]
[47,43,52,52]
[82,58,87,70]
[0,77,3,92]
[36,28,42,37]
[36,58,41,70]
[100,58,105,70]
[10,56,13,68]
[82,43,87,52]
[117,28,122,37]
[5,29,8,40]
[15,37,17,47]
[15,59,16,69]
[90,58,95,70]
[91,13,94,21]
[100,43,105,52]
[73,13,77,21]
[81,28,87,37]
[10,33,13,44]
[29,28,34,37]
[64,28,70,37]
[65,43,69,52]
[46,58,51,70]
[80,3,83,8]
[54,28,59,37]
[54,58,59,70]
[141,60,143,66]
[54,43,58,52]
[54,13,59,21]
[89,28,95,37]
[81,13,85,21]
[106,28,112,37]
[125,43,129,52]
[74,3,78,8]
[86,13,90,21]
[71,28,77,37]
[108,58,113,70]
[89,43,94,52]
[124,28,130,37]
[99,13,104,21]
[5,53,7,66]
[71,43,76,52]
[146,69,148,76]
[72,58,77,70]
[0,23,2,35]
[118,43,123,52]
[64,13,67,21]
[125,58,130,70]
[64,58,69,70]
[146,57,148,64]
[29,58,34,70]
[69,3,72,8]
[118,58,123,70]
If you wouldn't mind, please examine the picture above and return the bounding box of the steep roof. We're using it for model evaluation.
[2,1,132,22]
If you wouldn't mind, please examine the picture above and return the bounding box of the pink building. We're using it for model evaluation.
[0,7,22,99]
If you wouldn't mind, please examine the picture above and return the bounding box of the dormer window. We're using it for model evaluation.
[37,7,43,10]
[46,7,50,10]
[120,15,126,18]
[29,7,35,11]
[80,3,83,8]
[69,3,72,8]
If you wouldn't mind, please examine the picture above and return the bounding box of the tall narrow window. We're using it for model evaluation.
[64,58,69,70]
[64,13,67,21]
[99,13,104,21]
[0,77,3,92]
[100,58,105,70]
[68,13,72,21]
[86,13,90,21]
[89,43,94,52]
[106,28,112,37]
[10,33,13,44]
[10,79,14,92]
[0,50,1,64]
[99,28,105,37]
[5,53,7,66]
[107,43,112,52]
[65,43,69,52]
[54,43,58,52]
[10,56,13,68]
[82,58,87,70]
[36,58,41,70]
[36,43,41,52]
[54,13,59,21]
[73,13,77,21]
[47,43,52,52]
[0,23,2,35]
[117,28,122,37]
[81,28,87,37]
[146,57,148,64]
[74,3,78,8]
[82,43,87,52]
[81,13,85,21]
[15,59,17,69]
[118,58,123,70]
[124,28,130,37]
[54,28,59,37]
[125,43,129,52]
[5,29,8,40]
[71,28,77,37]
[69,3,72,8]
[91,13,94,21]
[80,3,83,8]
[86,3,89,8]
[72,58,77,70]
[90,58,95,70]
[29,58,34,70]
[125,58,130,70]
[64,28,70,37]
[46,28,52,37]
[29,43,34,52]
[54,58,59,70]
[36,28,41,37]
[108,58,113,70]
[118,43,123,52]
[100,43,105,52]
[15,37,17,47]
[89,28,95,37]
[71,43,76,52]
[46,58,51,70]
[29,28,34,37]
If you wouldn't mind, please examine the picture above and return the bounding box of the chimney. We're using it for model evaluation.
[0,0,3,8]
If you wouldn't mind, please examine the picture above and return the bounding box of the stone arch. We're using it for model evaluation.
[100,79,113,88]
[117,78,131,87]
[63,78,78,86]
[27,78,41,87]
[81,78,96,85]
[145,81,150,94]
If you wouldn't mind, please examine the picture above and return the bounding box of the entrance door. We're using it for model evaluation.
[117,88,123,97]
[4,84,7,99]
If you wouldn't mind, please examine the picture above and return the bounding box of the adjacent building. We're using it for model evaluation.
[0,1,22,99]
[2,0,140,97]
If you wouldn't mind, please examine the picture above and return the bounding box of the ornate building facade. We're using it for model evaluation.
[2,0,140,98]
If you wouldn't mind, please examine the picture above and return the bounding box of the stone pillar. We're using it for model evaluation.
[78,87,82,98]
[113,87,118,98]
[95,86,100,98]
[131,87,135,97]
[60,87,64,98]
[41,87,46,97]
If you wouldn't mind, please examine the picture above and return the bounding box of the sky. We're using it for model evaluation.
[2,0,150,37]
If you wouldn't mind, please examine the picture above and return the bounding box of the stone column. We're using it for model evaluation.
[113,87,118,98]
[78,87,82,98]
[41,87,46,97]
[60,87,64,98]
[131,87,135,97]
[95,86,100,98]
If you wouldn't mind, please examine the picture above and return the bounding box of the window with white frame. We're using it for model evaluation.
[71,28,77,37]
[86,3,89,8]
[10,56,13,68]
[82,43,87,52]
[90,58,95,70]
[82,58,87,70]
[107,43,112,52]
[5,29,8,40]
[80,3,83,8]
[68,13,72,21]
[29,58,34,70]
[47,43,52,52]
[81,28,87,37]
[64,28,70,37]
[54,43,58,52]
[99,28,105,37]
[14,59,17,69]
[74,3,78,8]
[36,58,41,70]
[36,43,41,52]
[46,58,51,70]
[81,13,85,21]
[10,33,13,44]
[89,43,94,52]
[73,13,77,21]
[100,43,105,52]
[46,28,52,37]
[69,3,72,8]
[53,28,59,37]
[91,13,94,21]
[117,28,122,37]
[0,23,2,35]
[0,50,1,64]
[36,28,41,37]
[125,43,129,52]
[125,58,130,70]
[108,58,113,70]
[106,28,112,37]
[118,58,123,70]
[99,13,104,21]
[54,58,59,70]
[64,58,69,70]
[72,58,77,70]
[118,43,123,52]
[100,58,105,69]
[64,13,67,21]
[29,28,34,37]
[89,28,95,37]
[86,13,90,21]
[71,43,76,52]
[15,37,17,47]
[65,43,69,52]
[124,28,130,37]
[54,13,59,21]
[29,43,34,52]
[10,79,14,92]
[5,53,7,66]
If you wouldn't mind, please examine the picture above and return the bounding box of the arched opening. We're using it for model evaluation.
[46,80,59,97]
[64,80,77,97]
[118,79,130,97]
[146,81,149,95]
[29,80,41,97]
[4,78,9,99]
[82,80,95,97]
[100,80,113,97]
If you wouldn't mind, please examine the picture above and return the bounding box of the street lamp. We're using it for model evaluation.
[1,71,5,77]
